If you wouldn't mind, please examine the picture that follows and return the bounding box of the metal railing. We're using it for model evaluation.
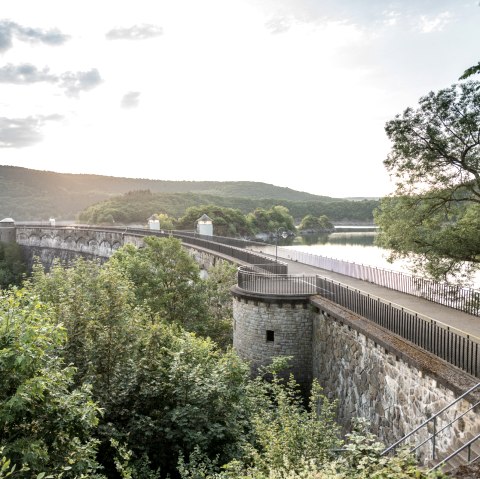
[430,433,480,472]
[237,266,317,295]
[315,276,480,378]
[276,247,480,317]
[382,382,480,470]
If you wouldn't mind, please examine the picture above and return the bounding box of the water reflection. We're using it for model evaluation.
[295,232,376,247]
[282,230,404,271]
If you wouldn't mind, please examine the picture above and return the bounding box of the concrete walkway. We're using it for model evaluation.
[258,253,480,341]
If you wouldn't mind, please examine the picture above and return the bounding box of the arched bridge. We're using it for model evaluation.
[8,222,480,470]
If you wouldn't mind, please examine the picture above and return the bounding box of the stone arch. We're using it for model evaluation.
[76,236,88,252]
[28,234,41,246]
[63,235,77,251]
[99,240,113,256]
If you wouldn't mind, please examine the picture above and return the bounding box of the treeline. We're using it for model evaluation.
[0,165,343,220]
[0,237,440,478]
[78,190,378,228]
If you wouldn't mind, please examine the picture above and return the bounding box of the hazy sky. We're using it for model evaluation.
[0,1,478,197]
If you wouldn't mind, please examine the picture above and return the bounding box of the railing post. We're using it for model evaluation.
[432,416,437,461]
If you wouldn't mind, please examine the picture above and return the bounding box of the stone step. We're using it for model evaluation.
[427,437,480,473]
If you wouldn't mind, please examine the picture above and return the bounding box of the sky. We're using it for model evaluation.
[0,1,479,198]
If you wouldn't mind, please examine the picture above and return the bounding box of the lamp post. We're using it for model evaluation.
[275,226,288,264]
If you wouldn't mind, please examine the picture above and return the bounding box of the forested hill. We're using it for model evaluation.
[79,190,378,225]
[0,165,340,220]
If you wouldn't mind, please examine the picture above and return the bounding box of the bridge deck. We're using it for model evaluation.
[270,255,480,340]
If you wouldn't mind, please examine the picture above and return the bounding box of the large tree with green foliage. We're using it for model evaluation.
[108,236,209,326]
[247,206,296,234]
[0,289,103,478]
[375,81,480,281]
[298,214,334,233]
[177,205,252,237]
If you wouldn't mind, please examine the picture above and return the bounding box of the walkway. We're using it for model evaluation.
[253,253,480,341]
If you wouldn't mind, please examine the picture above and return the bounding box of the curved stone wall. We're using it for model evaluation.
[232,287,313,387]
[311,296,480,461]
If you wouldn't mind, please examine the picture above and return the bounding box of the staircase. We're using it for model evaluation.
[381,383,480,473]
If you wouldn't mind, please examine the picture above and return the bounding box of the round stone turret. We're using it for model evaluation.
[0,218,16,243]
[232,286,313,388]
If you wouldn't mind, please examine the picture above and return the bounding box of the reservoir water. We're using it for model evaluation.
[281,227,409,274]
[281,227,480,288]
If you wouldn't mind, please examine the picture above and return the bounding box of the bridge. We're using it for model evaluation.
[2,221,480,471]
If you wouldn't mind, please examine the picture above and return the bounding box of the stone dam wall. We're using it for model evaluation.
[233,289,480,457]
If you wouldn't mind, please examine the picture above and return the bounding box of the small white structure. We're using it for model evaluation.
[148,219,160,230]
[196,214,213,236]
[49,218,56,227]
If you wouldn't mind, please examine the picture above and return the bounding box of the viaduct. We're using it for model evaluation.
[1,220,479,471]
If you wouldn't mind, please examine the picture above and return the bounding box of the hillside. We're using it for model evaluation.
[0,165,338,220]
[78,190,378,225]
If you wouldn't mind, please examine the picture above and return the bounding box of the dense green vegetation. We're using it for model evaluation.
[0,242,26,289]
[0,237,444,478]
[0,165,347,221]
[78,190,377,228]
[298,214,334,233]
[375,81,480,281]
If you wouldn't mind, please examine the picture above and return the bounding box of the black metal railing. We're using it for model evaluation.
[382,382,480,470]
[237,266,317,295]
[316,276,480,378]
[277,247,480,317]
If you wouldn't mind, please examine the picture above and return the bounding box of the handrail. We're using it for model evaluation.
[429,433,480,472]
[237,266,317,296]
[412,399,480,455]
[382,382,480,456]
[382,382,480,469]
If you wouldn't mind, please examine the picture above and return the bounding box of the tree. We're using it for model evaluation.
[298,214,334,233]
[375,81,480,281]
[202,260,238,348]
[0,289,104,478]
[155,213,176,230]
[108,236,209,327]
[247,206,295,234]
[460,61,480,80]
[0,242,26,290]
[177,205,252,237]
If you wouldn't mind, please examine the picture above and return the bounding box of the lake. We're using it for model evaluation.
[279,227,480,288]
[280,227,409,273]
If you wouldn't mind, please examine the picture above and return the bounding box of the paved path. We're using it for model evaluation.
[257,252,480,341]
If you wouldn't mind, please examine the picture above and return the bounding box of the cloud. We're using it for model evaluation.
[265,16,292,34]
[418,11,452,33]
[106,23,163,40]
[0,63,56,84]
[121,91,141,109]
[0,20,69,52]
[0,114,62,148]
[0,63,102,96]
[59,68,103,97]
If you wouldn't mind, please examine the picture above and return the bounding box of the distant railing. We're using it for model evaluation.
[16,224,288,275]
[316,276,480,378]
[237,266,317,295]
[277,247,480,317]
[174,234,288,274]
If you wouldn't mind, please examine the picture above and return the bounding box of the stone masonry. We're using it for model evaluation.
[232,287,313,387]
